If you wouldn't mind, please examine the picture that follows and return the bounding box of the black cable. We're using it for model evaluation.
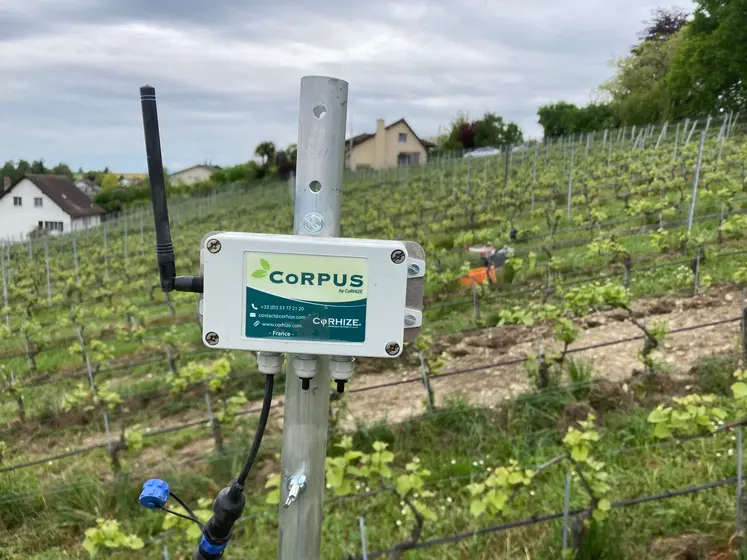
[236,374,274,486]
[158,506,204,530]
[168,491,203,529]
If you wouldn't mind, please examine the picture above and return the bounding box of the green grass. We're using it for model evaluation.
[1,353,743,559]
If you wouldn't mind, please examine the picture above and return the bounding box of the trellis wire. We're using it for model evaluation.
[353,473,747,559]
[0,315,739,475]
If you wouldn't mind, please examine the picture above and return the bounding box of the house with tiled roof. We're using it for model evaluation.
[0,174,105,241]
[345,118,435,170]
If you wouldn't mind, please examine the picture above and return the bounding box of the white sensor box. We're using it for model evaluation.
[199,232,424,358]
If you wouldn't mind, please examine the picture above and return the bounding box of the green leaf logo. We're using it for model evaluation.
[252,259,271,279]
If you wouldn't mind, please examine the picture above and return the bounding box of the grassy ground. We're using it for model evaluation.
[1,351,744,559]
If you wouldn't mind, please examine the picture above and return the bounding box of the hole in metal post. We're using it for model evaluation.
[313,105,327,119]
[309,181,322,193]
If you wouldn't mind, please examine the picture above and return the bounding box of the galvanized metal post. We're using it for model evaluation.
[43,238,51,302]
[104,223,109,280]
[731,111,741,137]
[655,122,668,150]
[123,214,128,270]
[737,427,743,532]
[741,287,747,362]
[140,213,145,256]
[1,252,9,328]
[278,76,348,560]
[567,138,575,218]
[562,472,571,552]
[359,517,368,560]
[72,232,79,283]
[685,119,698,146]
[531,143,538,212]
[686,131,707,241]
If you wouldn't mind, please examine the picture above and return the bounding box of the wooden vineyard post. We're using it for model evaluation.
[204,390,223,453]
[624,254,632,289]
[418,351,435,413]
[472,280,480,319]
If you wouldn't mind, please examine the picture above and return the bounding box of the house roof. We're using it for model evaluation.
[346,119,436,151]
[170,164,222,176]
[1,175,105,217]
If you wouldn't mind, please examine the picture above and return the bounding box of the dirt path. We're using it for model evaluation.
[336,286,742,429]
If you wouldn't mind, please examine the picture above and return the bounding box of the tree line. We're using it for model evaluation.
[538,2,747,137]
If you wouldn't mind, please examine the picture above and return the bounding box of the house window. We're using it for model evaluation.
[43,221,64,232]
[397,152,421,167]
[13,197,21,206]
[38,221,42,229]
[398,133,407,143]
[34,197,42,208]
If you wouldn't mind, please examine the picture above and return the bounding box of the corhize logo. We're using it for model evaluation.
[251,258,364,294]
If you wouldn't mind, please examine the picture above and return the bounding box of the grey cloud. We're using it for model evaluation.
[0,0,694,171]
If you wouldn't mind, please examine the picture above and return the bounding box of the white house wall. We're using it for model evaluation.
[0,180,73,242]
[71,215,101,232]
[170,167,213,185]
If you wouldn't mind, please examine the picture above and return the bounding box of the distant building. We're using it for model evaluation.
[0,175,104,241]
[169,165,221,186]
[74,178,100,199]
[345,119,435,170]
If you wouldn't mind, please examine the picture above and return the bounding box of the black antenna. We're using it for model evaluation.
[140,85,203,294]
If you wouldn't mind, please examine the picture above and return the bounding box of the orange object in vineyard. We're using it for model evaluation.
[459,266,498,286]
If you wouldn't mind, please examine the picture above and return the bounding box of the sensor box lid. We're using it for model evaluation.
[199,232,424,358]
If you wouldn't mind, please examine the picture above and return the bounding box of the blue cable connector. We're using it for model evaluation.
[139,478,170,509]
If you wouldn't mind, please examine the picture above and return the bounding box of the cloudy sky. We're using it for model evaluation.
[0,0,692,173]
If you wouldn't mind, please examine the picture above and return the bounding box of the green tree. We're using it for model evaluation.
[100,173,120,190]
[29,159,47,174]
[437,112,523,151]
[16,159,30,178]
[254,141,276,166]
[668,0,747,117]
[275,143,297,178]
[51,163,73,177]
[538,102,617,137]
[473,112,523,147]
[601,29,685,124]
[636,6,688,45]
[1,161,17,185]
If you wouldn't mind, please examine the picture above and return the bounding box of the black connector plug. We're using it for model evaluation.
[194,480,246,559]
